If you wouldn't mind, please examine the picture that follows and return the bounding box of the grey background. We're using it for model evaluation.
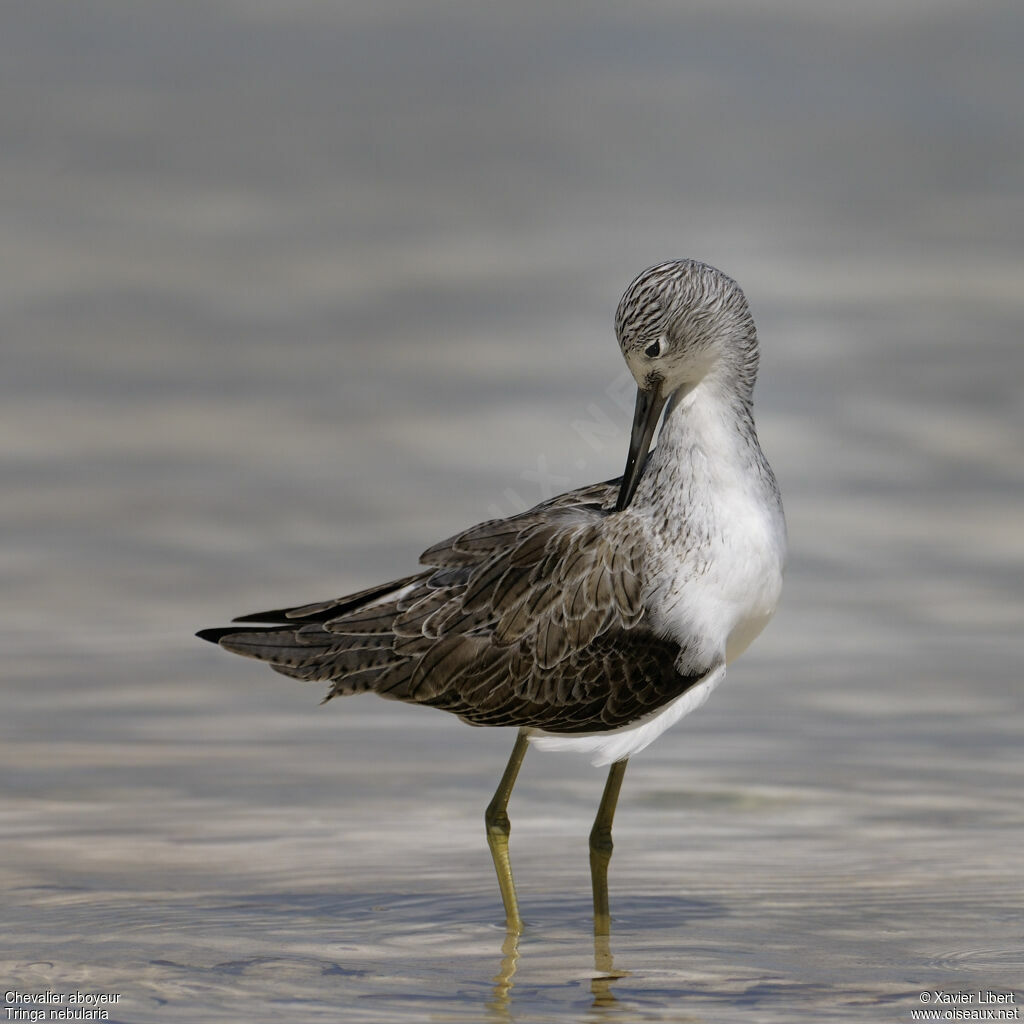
[3,2,1022,1021]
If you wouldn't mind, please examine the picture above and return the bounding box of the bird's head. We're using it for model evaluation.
[613,259,757,511]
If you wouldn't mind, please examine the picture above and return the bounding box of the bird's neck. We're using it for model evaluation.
[635,375,775,523]
[662,373,756,453]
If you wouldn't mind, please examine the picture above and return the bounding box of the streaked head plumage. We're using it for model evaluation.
[615,259,756,398]
[612,260,760,511]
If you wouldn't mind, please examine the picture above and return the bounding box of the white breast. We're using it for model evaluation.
[649,485,786,670]
[640,384,787,669]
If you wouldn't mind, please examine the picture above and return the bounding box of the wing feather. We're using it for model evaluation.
[199,473,705,734]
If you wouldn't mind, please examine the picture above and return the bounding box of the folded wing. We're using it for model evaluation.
[198,478,703,732]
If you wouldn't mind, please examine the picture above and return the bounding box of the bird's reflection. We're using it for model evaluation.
[591,931,631,1007]
[486,931,521,1016]
[487,922,631,1017]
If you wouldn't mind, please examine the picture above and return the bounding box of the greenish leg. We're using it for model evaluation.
[589,758,628,937]
[485,730,530,933]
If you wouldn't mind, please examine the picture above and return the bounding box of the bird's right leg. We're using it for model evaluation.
[589,758,628,937]
[485,729,529,933]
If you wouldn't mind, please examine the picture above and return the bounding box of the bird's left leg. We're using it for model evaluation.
[485,729,530,932]
[589,758,628,936]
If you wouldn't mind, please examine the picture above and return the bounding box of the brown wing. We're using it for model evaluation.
[418,476,620,569]
[198,476,704,733]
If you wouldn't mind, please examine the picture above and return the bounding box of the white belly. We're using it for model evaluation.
[651,498,786,670]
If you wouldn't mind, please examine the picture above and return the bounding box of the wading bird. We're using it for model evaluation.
[197,259,786,935]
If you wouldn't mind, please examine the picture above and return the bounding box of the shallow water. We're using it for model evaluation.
[5,672,1023,1022]
[3,1,1023,1021]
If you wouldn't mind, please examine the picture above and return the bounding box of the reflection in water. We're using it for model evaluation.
[487,931,520,1017]
[591,932,631,1009]
[487,926,632,1017]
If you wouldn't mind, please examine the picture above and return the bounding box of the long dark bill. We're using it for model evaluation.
[615,386,668,512]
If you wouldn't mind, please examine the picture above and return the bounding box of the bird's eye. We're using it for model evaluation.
[644,340,662,358]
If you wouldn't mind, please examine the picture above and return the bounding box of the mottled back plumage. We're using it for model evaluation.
[204,476,704,733]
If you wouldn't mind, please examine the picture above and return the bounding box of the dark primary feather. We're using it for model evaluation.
[230,573,428,624]
[197,475,706,733]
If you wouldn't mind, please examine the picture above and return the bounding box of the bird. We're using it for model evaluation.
[197,259,787,935]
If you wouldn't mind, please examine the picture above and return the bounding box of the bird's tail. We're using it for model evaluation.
[196,571,429,698]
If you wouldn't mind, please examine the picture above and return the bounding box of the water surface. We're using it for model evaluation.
[3,2,1022,1021]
